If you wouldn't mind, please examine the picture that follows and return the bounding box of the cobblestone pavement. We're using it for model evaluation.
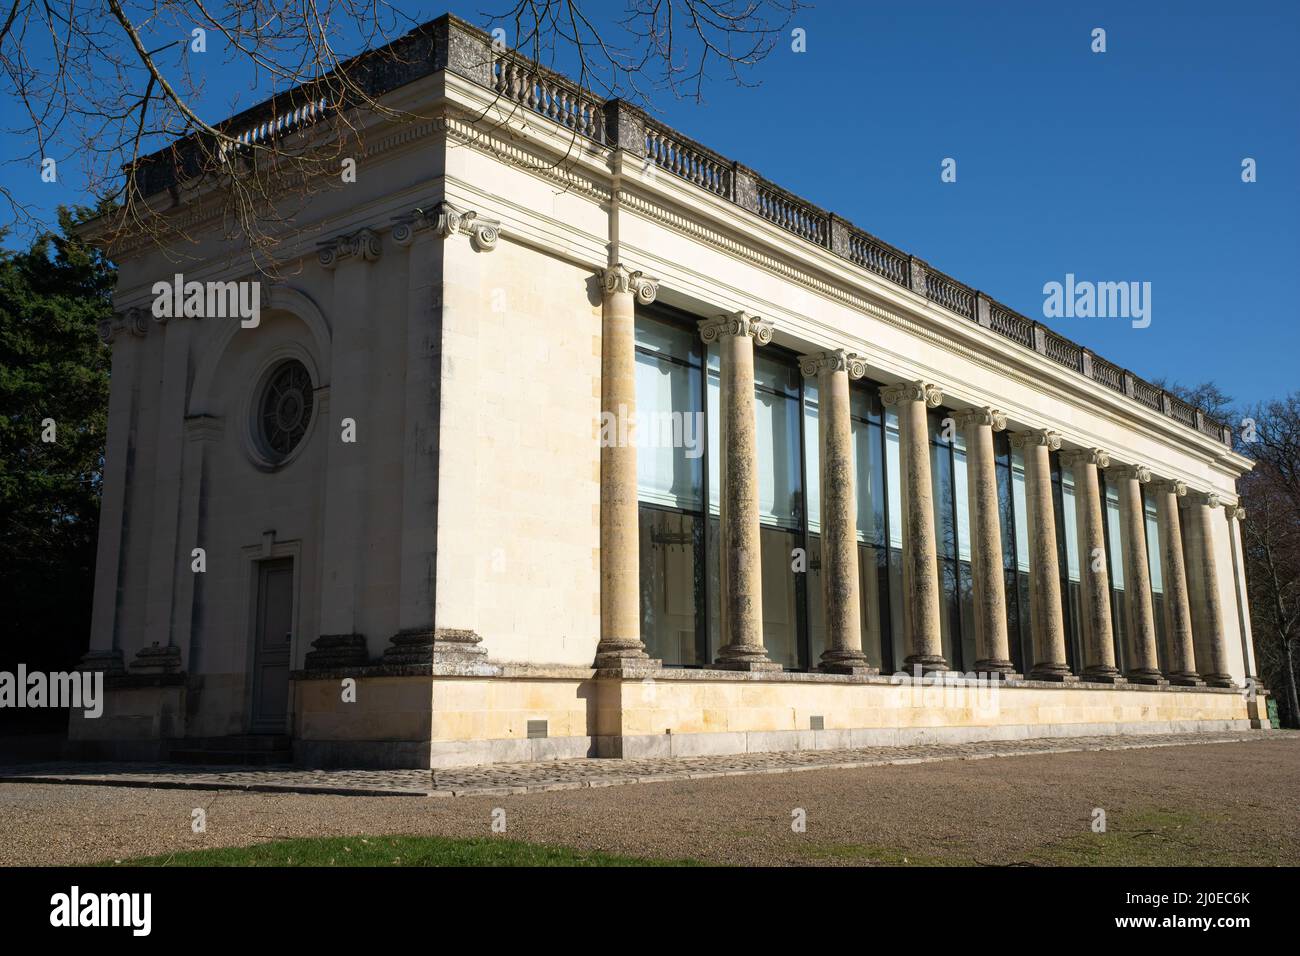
[0,730,1286,798]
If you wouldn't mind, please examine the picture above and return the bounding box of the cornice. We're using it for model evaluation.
[443,111,612,205]
[611,184,1235,468]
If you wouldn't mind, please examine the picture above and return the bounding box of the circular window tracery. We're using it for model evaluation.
[257,359,314,462]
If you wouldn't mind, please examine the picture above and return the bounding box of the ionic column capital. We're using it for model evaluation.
[799,349,867,379]
[99,307,151,345]
[880,380,942,408]
[1059,447,1111,469]
[601,263,659,303]
[1009,428,1062,451]
[1180,489,1221,509]
[952,406,1007,432]
[1224,503,1247,521]
[1149,478,1187,497]
[698,311,773,345]
[318,227,383,268]
[1108,463,1152,483]
[391,200,500,251]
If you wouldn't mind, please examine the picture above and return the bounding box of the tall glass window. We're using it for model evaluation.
[854,388,891,670]
[805,383,824,665]
[634,306,950,675]
[994,434,1027,673]
[885,409,906,669]
[929,413,974,671]
[1008,444,1034,671]
[634,312,707,665]
[1144,492,1167,672]
[1103,476,1129,672]
[1052,457,1083,672]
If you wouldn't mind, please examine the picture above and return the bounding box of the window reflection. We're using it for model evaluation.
[1103,478,1129,672]
[635,305,974,677]
[1144,492,1167,672]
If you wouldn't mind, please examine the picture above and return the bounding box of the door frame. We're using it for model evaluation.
[240,535,302,734]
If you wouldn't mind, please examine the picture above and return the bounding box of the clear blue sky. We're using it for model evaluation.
[3,0,1296,408]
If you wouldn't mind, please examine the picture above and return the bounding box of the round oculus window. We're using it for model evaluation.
[257,359,314,461]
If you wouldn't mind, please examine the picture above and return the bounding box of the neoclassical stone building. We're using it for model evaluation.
[72,15,1268,767]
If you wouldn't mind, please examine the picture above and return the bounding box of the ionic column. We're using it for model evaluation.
[800,350,875,675]
[595,263,659,670]
[1181,490,1235,687]
[1150,479,1202,685]
[1059,448,1123,683]
[700,312,779,670]
[1108,464,1165,684]
[880,381,948,674]
[953,407,1017,677]
[1010,430,1075,681]
[1224,504,1259,682]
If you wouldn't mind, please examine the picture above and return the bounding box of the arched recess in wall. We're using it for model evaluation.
[188,283,333,417]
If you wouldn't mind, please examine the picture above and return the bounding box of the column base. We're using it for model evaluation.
[384,628,488,666]
[1201,673,1236,688]
[1080,665,1126,684]
[1028,662,1079,683]
[819,662,879,676]
[973,659,1020,680]
[714,660,784,672]
[714,649,783,672]
[594,657,663,678]
[1167,671,1206,687]
[306,634,370,669]
[1123,668,1169,686]
[76,648,126,675]
[819,650,878,675]
[902,654,951,675]
[594,637,654,671]
[130,643,183,675]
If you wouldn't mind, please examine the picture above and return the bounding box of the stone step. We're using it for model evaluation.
[167,736,292,765]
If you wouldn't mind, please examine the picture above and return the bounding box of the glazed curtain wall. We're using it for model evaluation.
[634,306,1103,672]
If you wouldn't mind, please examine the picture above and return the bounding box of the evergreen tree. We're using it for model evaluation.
[0,208,113,732]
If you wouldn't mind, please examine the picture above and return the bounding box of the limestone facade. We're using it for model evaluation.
[70,15,1264,766]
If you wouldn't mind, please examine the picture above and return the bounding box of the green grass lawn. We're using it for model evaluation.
[105,835,702,867]
[796,808,1273,867]
[1026,809,1262,866]
[104,807,1272,867]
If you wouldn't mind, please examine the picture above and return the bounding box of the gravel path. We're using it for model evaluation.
[0,734,1296,866]
[0,730,1284,797]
